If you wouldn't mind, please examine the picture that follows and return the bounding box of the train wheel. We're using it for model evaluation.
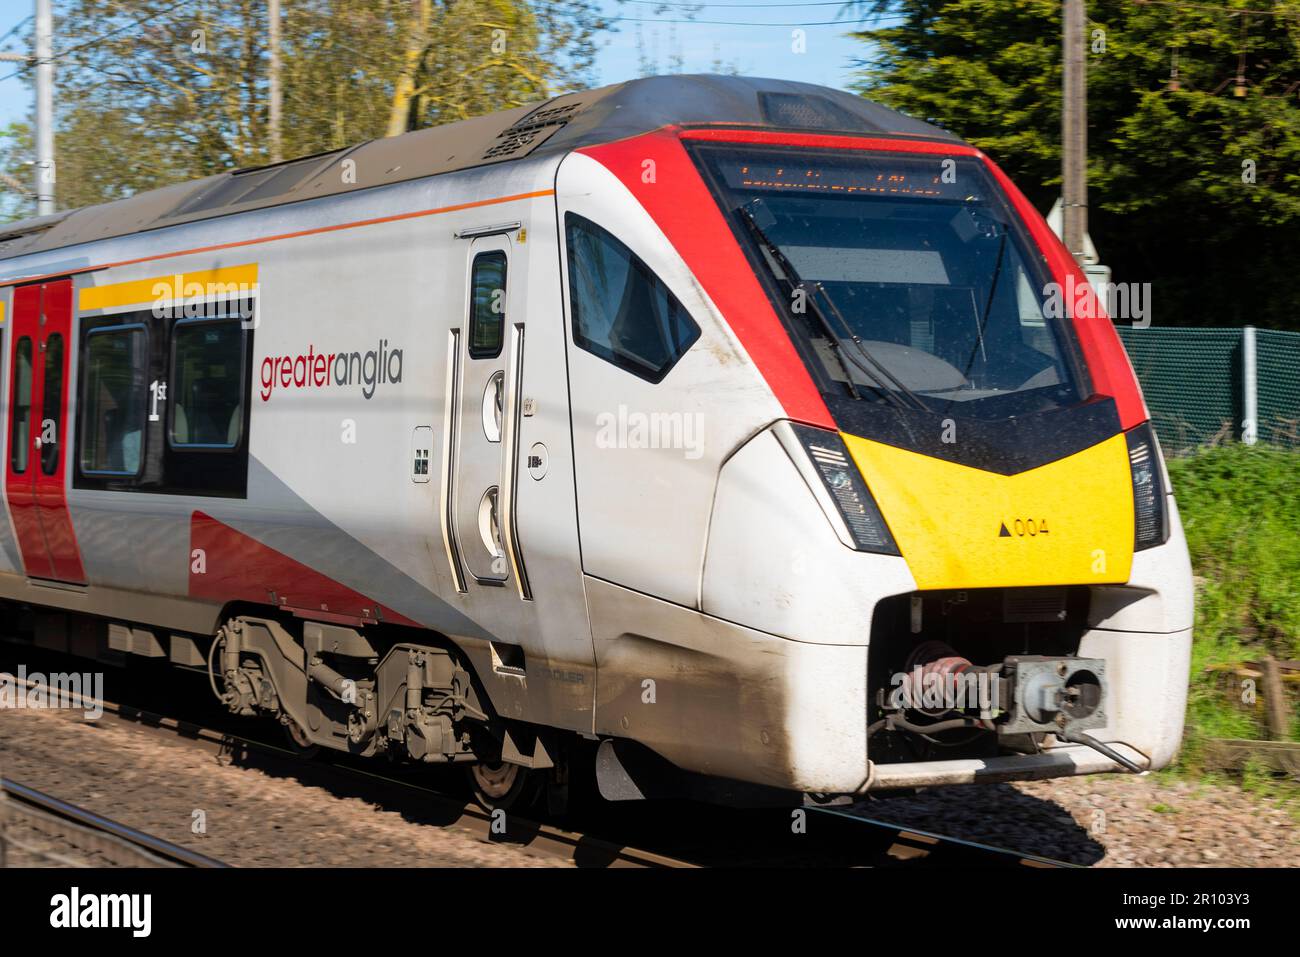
[467,761,540,813]
[281,716,321,759]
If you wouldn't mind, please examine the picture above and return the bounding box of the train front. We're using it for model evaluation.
[682,130,1194,794]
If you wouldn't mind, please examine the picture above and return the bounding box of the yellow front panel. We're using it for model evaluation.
[843,433,1134,589]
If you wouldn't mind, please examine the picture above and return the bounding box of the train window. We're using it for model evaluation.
[40,334,63,475]
[565,213,700,384]
[469,251,506,359]
[75,298,252,498]
[79,325,148,476]
[9,336,31,474]
[170,318,244,450]
[692,144,1087,419]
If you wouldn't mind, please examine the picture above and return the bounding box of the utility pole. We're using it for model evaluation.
[34,0,54,215]
[1061,0,1086,264]
[268,0,282,163]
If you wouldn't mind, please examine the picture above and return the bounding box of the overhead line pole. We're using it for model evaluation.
[1062,0,1087,264]
[34,0,54,215]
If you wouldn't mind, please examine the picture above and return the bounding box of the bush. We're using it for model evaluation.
[1167,444,1300,763]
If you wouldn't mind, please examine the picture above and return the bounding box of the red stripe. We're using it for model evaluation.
[189,511,419,628]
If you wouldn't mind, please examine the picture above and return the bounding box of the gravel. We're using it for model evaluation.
[0,705,569,867]
[4,703,1294,867]
[854,772,1299,866]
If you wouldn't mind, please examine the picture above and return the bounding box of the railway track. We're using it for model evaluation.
[0,644,1070,868]
[1,777,227,868]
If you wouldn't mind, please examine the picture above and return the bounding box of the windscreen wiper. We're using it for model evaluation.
[959,225,1009,382]
[737,202,917,411]
[810,281,929,413]
[736,203,863,401]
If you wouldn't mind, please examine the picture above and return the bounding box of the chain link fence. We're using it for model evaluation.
[1116,326,1300,455]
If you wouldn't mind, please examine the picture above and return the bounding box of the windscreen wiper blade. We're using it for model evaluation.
[736,204,865,401]
[737,203,916,410]
[959,226,1008,382]
[811,281,929,413]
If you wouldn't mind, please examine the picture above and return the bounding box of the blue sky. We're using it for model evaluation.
[0,0,882,129]
[595,2,879,90]
[0,0,29,128]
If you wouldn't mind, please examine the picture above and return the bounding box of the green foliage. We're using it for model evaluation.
[1167,445,1300,801]
[1169,444,1300,661]
[0,0,608,219]
[851,0,1300,331]
[0,121,33,221]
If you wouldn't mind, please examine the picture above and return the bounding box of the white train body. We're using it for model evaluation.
[0,77,1193,803]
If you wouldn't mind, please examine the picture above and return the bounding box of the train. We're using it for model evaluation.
[0,75,1193,811]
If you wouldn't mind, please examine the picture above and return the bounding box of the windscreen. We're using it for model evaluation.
[692,145,1087,419]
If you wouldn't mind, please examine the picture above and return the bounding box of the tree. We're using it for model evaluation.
[383,0,562,136]
[851,0,1300,331]
[0,0,608,218]
[0,121,35,222]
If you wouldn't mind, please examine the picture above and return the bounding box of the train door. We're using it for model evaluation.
[439,218,595,734]
[4,279,86,583]
[452,236,524,591]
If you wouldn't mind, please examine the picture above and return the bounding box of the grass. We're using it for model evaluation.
[1164,443,1300,804]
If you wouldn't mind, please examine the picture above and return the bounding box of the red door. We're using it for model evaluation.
[5,279,85,583]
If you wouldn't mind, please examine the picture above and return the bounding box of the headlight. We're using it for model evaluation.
[1126,422,1169,551]
[792,424,899,555]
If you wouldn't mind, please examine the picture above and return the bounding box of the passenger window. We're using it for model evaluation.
[565,213,700,383]
[469,251,507,359]
[79,325,148,476]
[9,336,31,474]
[40,334,63,475]
[170,318,244,449]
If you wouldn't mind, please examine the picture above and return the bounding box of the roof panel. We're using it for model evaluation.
[0,75,956,262]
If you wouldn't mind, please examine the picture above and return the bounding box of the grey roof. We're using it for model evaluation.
[0,74,956,260]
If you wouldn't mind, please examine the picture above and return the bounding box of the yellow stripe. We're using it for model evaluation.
[843,433,1134,589]
[79,264,259,312]
[0,302,5,324]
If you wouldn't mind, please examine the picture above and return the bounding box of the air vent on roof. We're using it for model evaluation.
[481,101,584,160]
[758,92,865,132]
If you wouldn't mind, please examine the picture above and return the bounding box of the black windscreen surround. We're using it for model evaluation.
[74,298,253,497]
[691,144,1093,421]
[689,142,1118,472]
[829,394,1123,475]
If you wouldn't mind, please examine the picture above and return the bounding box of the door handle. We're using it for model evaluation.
[499,322,531,601]
[440,328,467,594]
